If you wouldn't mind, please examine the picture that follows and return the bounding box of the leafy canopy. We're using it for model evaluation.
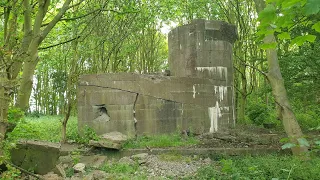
[257,0,320,49]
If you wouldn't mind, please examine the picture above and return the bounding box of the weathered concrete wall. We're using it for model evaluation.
[78,19,237,137]
[168,19,237,133]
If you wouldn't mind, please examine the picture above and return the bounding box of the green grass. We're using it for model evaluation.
[101,162,139,174]
[8,115,199,149]
[99,162,148,180]
[7,115,81,143]
[123,133,199,149]
[189,155,320,180]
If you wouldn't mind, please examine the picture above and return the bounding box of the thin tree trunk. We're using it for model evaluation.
[254,0,308,156]
[61,103,71,143]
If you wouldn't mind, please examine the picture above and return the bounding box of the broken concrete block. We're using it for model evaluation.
[53,164,66,178]
[101,131,128,142]
[89,140,122,150]
[79,155,107,169]
[10,140,61,175]
[89,131,128,150]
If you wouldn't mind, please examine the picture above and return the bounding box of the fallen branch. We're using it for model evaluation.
[4,161,44,180]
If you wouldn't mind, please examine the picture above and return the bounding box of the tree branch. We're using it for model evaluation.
[41,6,139,27]
[233,83,245,96]
[234,54,267,77]
[38,36,80,50]
[4,160,44,179]
[67,0,85,9]
[41,0,72,42]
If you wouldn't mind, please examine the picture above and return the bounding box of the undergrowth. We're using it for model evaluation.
[6,115,96,144]
[189,155,320,180]
[100,161,147,180]
[123,133,199,149]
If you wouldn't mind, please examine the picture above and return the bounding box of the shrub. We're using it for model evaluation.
[296,110,320,130]
[7,107,24,124]
[246,102,275,126]
[191,155,320,180]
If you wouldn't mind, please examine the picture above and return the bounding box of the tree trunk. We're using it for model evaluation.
[254,0,308,156]
[15,56,39,111]
[15,0,72,111]
[61,103,71,143]
[238,64,247,123]
[0,71,9,157]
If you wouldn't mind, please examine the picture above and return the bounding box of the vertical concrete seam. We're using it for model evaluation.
[133,93,139,138]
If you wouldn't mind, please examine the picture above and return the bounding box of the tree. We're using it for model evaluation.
[0,0,82,157]
[254,0,320,155]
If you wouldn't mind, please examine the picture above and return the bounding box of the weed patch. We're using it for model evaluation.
[100,162,138,174]
[123,133,199,149]
[6,116,97,144]
[190,155,320,180]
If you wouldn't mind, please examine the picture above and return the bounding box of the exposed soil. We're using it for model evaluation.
[194,125,286,149]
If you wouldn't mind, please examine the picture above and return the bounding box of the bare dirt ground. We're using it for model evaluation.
[195,125,286,149]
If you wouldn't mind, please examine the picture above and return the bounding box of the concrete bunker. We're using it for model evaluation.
[78,19,237,137]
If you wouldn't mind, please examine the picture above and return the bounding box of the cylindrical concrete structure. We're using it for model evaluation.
[168,19,237,84]
[168,19,237,132]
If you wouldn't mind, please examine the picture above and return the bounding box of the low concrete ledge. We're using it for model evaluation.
[119,147,290,157]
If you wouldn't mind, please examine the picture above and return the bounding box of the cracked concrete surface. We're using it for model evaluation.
[78,19,237,137]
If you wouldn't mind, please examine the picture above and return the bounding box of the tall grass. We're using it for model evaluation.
[7,116,79,143]
[123,133,199,149]
[191,155,320,180]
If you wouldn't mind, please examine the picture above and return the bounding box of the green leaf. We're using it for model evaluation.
[304,0,320,15]
[315,141,320,145]
[312,22,320,32]
[290,35,317,46]
[270,24,277,29]
[278,32,291,40]
[280,137,289,143]
[258,4,277,23]
[281,143,296,149]
[298,138,310,147]
[260,42,277,50]
[282,0,306,8]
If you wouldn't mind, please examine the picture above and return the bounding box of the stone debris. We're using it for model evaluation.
[131,153,149,164]
[73,163,86,173]
[137,154,210,178]
[119,156,135,165]
[89,131,128,150]
[42,172,63,180]
[53,164,66,178]
[84,170,109,180]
